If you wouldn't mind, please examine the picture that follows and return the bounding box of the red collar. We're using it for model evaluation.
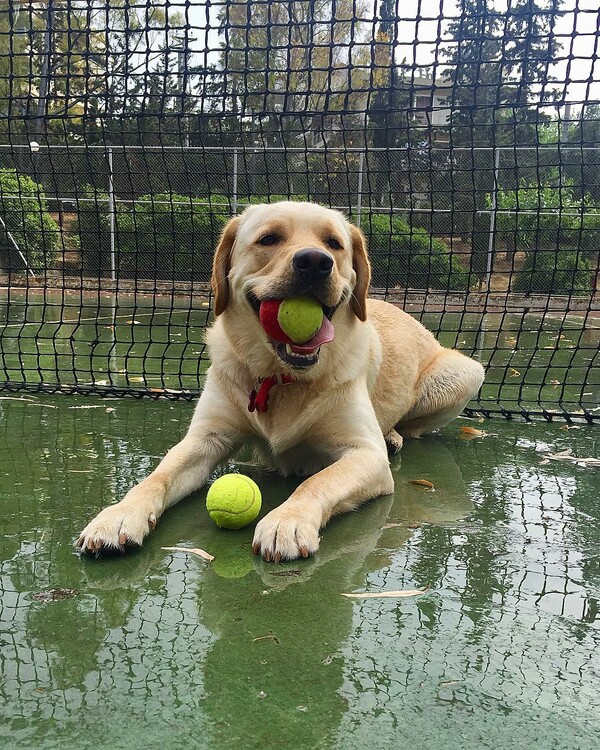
[248,374,295,413]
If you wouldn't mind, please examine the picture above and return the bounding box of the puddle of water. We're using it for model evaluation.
[0,395,598,749]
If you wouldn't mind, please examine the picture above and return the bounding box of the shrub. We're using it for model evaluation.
[72,193,228,279]
[492,183,600,255]
[512,249,593,295]
[0,168,59,271]
[364,213,469,291]
[71,189,112,275]
[117,195,227,280]
[305,152,362,206]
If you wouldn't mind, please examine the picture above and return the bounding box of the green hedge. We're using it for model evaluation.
[512,249,593,295]
[116,195,227,280]
[0,169,59,271]
[73,193,228,279]
[71,196,467,290]
[493,184,600,255]
[365,213,469,290]
[72,190,111,275]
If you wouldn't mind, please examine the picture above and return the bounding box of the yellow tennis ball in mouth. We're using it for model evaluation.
[206,474,262,529]
[277,296,324,344]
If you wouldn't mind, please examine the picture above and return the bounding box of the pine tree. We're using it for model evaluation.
[441,0,503,145]
[218,0,369,146]
[500,0,563,108]
[443,0,564,146]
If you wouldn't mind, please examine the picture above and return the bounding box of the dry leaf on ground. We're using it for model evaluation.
[460,426,485,436]
[410,479,435,490]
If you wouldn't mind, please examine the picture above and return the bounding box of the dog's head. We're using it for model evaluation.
[211,201,370,372]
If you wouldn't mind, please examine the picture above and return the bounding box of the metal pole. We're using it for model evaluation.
[0,214,35,277]
[177,50,190,148]
[486,148,500,293]
[232,149,238,215]
[107,146,116,282]
[35,1,54,139]
[356,151,365,227]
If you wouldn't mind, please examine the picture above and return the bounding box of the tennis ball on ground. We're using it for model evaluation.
[277,296,324,344]
[206,474,262,529]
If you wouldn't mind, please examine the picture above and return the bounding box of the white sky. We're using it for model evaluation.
[16,1,599,113]
[181,0,600,112]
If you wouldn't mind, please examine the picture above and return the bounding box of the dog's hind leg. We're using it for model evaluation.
[384,428,403,455]
[397,350,484,439]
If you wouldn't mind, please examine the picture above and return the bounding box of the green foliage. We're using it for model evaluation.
[512,249,593,295]
[305,152,362,205]
[117,195,227,279]
[364,213,469,290]
[491,182,598,295]
[0,169,59,271]
[442,0,562,146]
[72,193,227,279]
[71,194,469,291]
[565,103,600,203]
[492,183,600,253]
[71,190,112,275]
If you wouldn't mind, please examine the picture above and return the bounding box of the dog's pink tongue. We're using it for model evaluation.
[289,316,335,354]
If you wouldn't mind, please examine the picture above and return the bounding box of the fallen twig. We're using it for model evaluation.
[341,587,430,599]
[543,448,600,468]
[161,546,215,561]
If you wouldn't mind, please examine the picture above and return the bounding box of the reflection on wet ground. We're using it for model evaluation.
[0,395,598,749]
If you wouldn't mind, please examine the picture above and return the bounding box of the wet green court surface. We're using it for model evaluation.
[1,395,598,749]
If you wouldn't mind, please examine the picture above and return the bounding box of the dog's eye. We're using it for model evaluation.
[327,237,342,250]
[258,234,279,246]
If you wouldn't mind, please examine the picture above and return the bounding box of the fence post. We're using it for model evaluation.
[0,213,35,277]
[107,146,116,282]
[232,148,238,215]
[486,147,500,293]
[356,151,365,227]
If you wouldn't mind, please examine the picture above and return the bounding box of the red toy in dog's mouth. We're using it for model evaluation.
[256,298,335,368]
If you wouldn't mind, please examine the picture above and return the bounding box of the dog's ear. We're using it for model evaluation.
[349,224,370,321]
[211,216,240,316]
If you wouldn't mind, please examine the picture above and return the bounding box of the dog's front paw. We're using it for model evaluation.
[76,503,157,555]
[252,505,320,562]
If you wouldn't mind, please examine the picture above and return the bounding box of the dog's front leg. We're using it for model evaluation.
[77,383,243,554]
[252,433,393,562]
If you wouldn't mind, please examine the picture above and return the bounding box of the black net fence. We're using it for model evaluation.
[0,0,598,421]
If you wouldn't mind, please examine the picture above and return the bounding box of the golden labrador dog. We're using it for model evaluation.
[77,201,484,561]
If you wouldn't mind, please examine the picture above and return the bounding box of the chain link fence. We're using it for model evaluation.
[1,143,598,296]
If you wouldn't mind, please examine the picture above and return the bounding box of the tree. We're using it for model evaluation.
[566,103,600,203]
[0,1,37,136]
[439,0,565,238]
[217,0,369,146]
[442,0,564,146]
[441,0,503,146]
[499,0,563,109]
[366,0,415,207]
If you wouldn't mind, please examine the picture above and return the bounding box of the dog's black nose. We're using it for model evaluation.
[293,248,334,279]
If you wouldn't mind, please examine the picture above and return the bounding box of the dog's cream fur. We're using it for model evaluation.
[78,201,484,561]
